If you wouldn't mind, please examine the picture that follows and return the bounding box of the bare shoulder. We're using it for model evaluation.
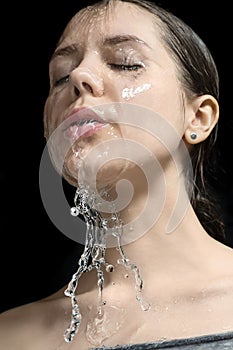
[207,240,233,308]
[213,240,233,285]
[0,296,69,350]
[0,302,36,350]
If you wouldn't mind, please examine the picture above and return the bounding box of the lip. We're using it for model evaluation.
[62,107,108,140]
[63,107,106,129]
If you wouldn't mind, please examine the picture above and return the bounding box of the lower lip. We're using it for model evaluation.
[64,122,107,140]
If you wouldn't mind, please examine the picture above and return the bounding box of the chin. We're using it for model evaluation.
[63,156,131,192]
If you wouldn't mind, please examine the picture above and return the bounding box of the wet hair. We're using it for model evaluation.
[71,0,226,241]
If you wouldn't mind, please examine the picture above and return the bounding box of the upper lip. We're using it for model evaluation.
[62,107,107,130]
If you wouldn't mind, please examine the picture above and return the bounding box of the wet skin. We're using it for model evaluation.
[0,2,232,350]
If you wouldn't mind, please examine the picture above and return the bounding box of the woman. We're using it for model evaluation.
[0,0,232,349]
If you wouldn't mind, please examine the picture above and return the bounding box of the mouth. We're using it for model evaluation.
[62,107,108,140]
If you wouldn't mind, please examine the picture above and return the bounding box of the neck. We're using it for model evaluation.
[74,164,220,299]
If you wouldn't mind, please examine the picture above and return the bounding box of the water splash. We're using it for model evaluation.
[64,185,150,345]
[86,305,126,346]
[115,234,151,311]
[64,186,108,342]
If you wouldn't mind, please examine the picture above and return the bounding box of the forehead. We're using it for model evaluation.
[57,1,160,50]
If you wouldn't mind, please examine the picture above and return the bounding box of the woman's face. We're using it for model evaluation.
[44,1,187,188]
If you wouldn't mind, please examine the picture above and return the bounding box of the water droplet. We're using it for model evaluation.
[76,160,83,168]
[159,337,167,341]
[221,325,232,330]
[140,299,151,311]
[70,207,80,216]
[106,264,114,272]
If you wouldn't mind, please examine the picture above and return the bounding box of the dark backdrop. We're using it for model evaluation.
[1,0,232,313]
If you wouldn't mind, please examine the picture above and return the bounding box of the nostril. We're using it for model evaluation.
[82,82,93,93]
[74,86,80,97]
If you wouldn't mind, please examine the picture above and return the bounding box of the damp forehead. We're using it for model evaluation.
[56,1,162,52]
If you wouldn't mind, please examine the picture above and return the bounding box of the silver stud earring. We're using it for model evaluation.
[190,132,197,140]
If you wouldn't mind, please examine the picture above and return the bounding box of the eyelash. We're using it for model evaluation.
[54,75,70,86]
[53,63,143,86]
[108,63,143,71]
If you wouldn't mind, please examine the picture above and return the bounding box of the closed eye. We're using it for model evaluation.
[54,75,70,86]
[109,63,143,71]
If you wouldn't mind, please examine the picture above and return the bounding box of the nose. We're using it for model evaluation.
[70,66,104,98]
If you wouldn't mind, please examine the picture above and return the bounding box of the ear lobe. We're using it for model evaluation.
[184,95,219,144]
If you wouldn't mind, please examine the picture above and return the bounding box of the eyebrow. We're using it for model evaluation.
[102,34,152,49]
[51,34,151,62]
[51,44,80,61]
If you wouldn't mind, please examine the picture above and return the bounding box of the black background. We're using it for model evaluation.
[1,1,232,313]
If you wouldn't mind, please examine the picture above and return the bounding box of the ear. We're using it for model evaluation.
[184,95,219,144]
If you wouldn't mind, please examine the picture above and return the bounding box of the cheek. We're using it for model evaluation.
[118,125,172,163]
[136,82,184,137]
[151,85,182,122]
[44,91,70,137]
[114,82,184,165]
[116,69,183,132]
[43,97,52,139]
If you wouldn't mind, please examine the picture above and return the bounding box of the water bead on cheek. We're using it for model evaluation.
[122,83,151,100]
[107,124,119,138]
